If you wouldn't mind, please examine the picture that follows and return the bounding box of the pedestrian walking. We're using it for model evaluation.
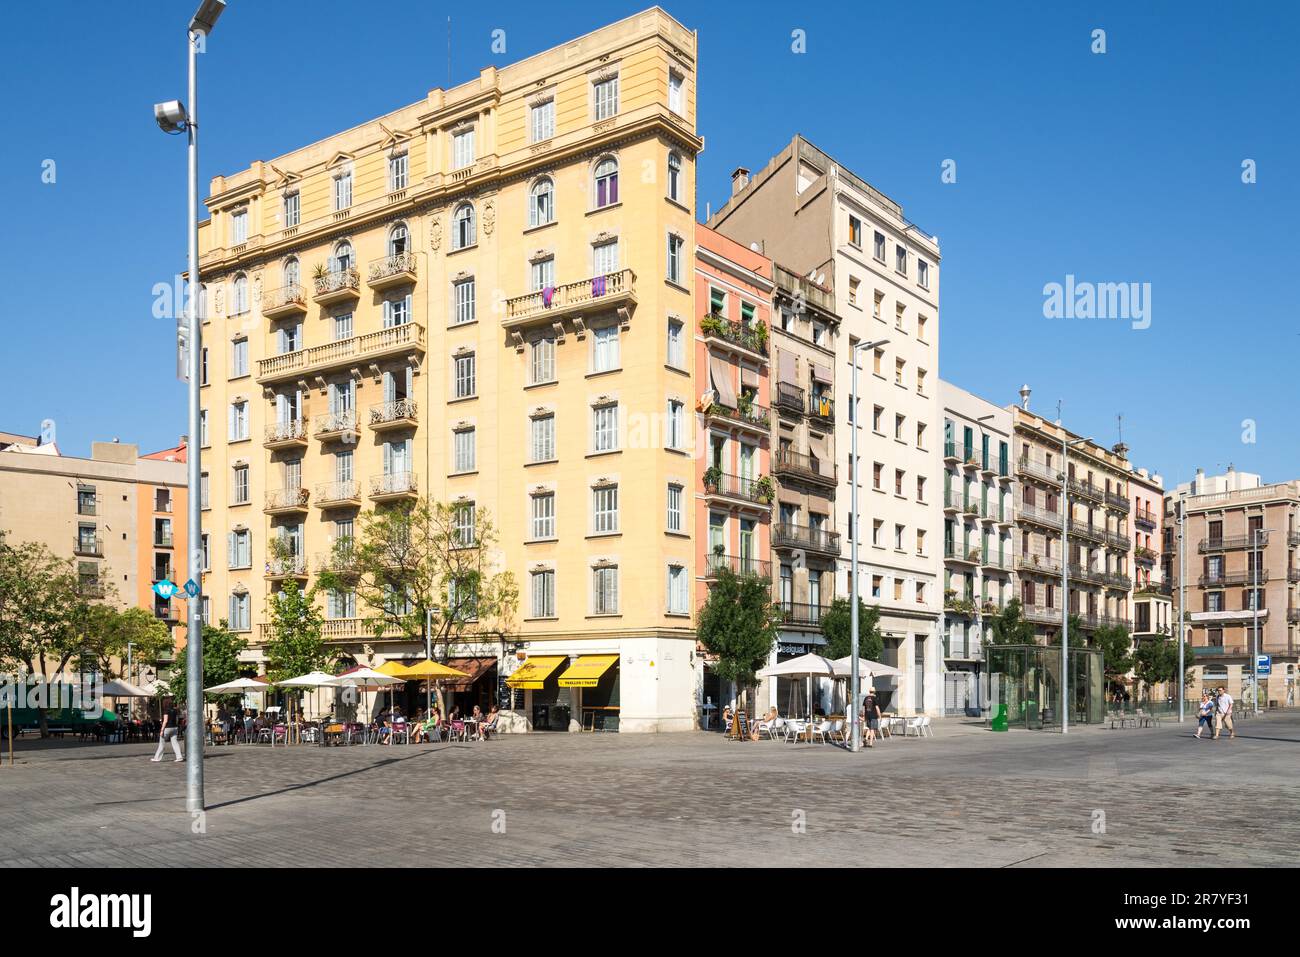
[862,690,880,748]
[1213,686,1235,740]
[151,699,183,762]
[1195,690,1214,739]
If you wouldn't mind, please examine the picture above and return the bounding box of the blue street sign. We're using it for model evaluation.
[183,579,199,598]
[152,579,177,600]
[1257,655,1271,675]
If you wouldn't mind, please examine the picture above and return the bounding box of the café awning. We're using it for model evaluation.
[506,655,567,689]
[557,654,619,688]
[444,657,496,691]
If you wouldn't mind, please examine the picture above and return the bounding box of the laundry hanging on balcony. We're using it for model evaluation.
[542,285,556,307]
[592,274,608,297]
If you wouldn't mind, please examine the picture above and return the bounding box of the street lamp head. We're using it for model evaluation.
[153,99,189,134]
[189,0,226,35]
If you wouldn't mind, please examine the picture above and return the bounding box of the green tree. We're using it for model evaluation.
[1132,636,1181,699]
[1048,613,1088,647]
[985,597,1035,645]
[317,498,518,660]
[819,597,883,662]
[160,622,247,710]
[263,578,332,684]
[1093,624,1134,690]
[696,567,781,714]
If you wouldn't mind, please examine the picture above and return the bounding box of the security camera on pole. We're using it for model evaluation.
[154,0,226,814]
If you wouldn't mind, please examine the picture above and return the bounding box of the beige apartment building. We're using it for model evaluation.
[939,380,1014,715]
[0,434,187,681]
[194,8,703,731]
[1010,394,1134,641]
[710,137,943,714]
[1165,467,1299,706]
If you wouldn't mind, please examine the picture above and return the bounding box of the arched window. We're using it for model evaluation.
[332,241,354,273]
[594,157,618,209]
[667,152,682,202]
[388,223,409,257]
[452,203,476,250]
[232,273,248,315]
[529,177,554,227]
[283,257,300,289]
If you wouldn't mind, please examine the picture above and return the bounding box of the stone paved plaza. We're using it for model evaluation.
[1,713,1296,867]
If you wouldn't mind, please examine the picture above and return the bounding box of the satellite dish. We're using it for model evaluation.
[816,274,825,286]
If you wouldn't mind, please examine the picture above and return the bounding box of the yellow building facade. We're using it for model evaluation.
[195,8,701,731]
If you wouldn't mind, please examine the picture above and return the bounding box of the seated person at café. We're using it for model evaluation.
[481,704,500,740]
[470,704,485,738]
[409,708,427,743]
[752,706,779,740]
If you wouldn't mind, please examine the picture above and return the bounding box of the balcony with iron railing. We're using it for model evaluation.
[1135,545,1158,563]
[265,487,310,515]
[807,392,835,424]
[74,536,103,557]
[943,488,962,513]
[942,441,960,464]
[313,265,361,305]
[369,399,418,431]
[1134,506,1158,527]
[370,471,418,502]
[773,522,840,556]
[778,601,832,628]
[154,531,174,548]
[1101,571,1132,591]
[703,553,772,580]
[1069,562,1104,586]
[1289,566,1300,583]
[1199,569,1268,587]
[265,555,308,581]
[256,322,426,384]
[1018,502,1063,529]
[264,418,309,450]
[772,447,836,487]
[314,410,360,442]
[774,381,805,415]
[1103,528,1131,551]
[263,283,307,318]
[1023,604,1063,625]
[703,396,770,432]
[1017,455,1060,485]
[703,471,772,508]
[1069,477,1104,503]
[1105,489,1131,511]
[1290,607,1300,624]
[315,480,361,509]
[1017,552,1063,575]
[944,541,981,565]
[502,269,636,332]
[367,251,418,290]
[1068,519,1106,544]
[701,311,770,359]
[1199,532,1270,553]
[1291,531,1300,547]
[982,551,1012,571]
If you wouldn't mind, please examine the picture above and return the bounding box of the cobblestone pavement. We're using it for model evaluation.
[1,713,1295,867]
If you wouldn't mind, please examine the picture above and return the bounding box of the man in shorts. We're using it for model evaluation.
[862,690,881,748]
[1214,686,1235,739]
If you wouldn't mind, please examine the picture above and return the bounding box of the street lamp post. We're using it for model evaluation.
[1251,528,1263,716]
[155,0,226,814]
[1058,429,1091,734]
[1177,499,1185,722]
[849,338,889,753]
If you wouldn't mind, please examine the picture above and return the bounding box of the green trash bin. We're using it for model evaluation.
[991,703,1008,732]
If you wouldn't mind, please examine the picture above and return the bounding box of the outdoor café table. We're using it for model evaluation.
[462,718,479,740]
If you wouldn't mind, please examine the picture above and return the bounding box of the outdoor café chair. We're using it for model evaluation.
[390,723,410,745]
[919,716,934,738]
[783,719,806,742]
[808,720,831,744]
[903,717,924,737]
[828,719,846,745]
[763,717,785,740]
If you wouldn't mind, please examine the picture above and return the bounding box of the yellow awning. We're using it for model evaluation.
[557,654,619,688]
[505,655,567,689]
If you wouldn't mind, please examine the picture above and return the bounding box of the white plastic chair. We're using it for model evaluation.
[919,716,934,738]
[904,716,924,737]
[809,720,832,744]
[829,719,846,745]
[784,719,806,743]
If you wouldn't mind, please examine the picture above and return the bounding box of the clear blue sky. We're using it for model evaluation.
[2,0,1296,491]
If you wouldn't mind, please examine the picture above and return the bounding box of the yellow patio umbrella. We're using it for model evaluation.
[387,659,469,721]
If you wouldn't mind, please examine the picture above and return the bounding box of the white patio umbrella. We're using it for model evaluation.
[326,668,406,738]
[204,677,273,694]
[102,679,152,697]
[274,672,341,744]
[758,653,841,733]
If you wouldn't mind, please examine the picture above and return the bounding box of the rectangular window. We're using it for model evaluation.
[666,318,685,368]
[667,234,684,284]
[199,410,208,447]
[283,192,300,228]
[453,428,476,474]
[593,240,619,276]
[231,339,248,378]
[895,244,908,275]
[530,99,555,142]
[388,153,408,191]
[667,565,688,614]
[327,589,356,620]
[530,415,555,463]
[452,278,475,325]
[228,530,251,569]
[230,208,247,245]
[199,473,209,510]
[668,71,684,114]
[333,172,352,210]
[335,450,353,483]
[530,492,555,540]
[334,312,353,341]
[593,565,619,614]
[666,400,685,450]
[593,324,620,372]
[452,503,475,546]
[917,259,930,289]
[232,465,249,504]
[592,403,619,453]
[592,485,619,534]
[383,295,410,328]
[228,401,248,441]
[530,569,556,618]
[530,337,556,384]
[667,483,683,532]
[452,129,475,169]
[873,231,886,262]
[228,593,250,631]
[530,257,555,293]
[593,76,619,121]
[454,353,476,398]
[848,215,862,247]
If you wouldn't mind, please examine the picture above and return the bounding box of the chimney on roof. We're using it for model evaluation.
[731,167,750,196]
[179,435,189,447]
[1018,384,1031,411]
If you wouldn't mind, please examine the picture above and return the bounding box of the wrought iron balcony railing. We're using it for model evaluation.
[704,553,772,579]
[265,487,310,512]
[772,447,836,485]
[369,399,418,428]
[313,266,360,301]
[367,252,418,287]
[778,601,832,627]
[263,283,307,315]
[1199,533,1270,553]
[370,471,418,498]
[773,522,840,555]
[774,381,805,414]
[701,312,770,357]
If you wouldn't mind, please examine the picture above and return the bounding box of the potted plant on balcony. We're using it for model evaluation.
[700,314,726,338]
[752,475,774,505]
[312,262,328,280]
[750,318,769,354]
[703,465,722,494]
